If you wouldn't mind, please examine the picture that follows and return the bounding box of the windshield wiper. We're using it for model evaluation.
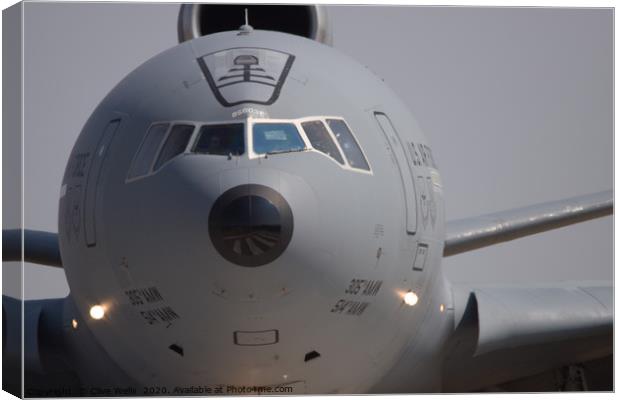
[265,148,306,156]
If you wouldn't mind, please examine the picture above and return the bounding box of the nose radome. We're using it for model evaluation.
[208,184,293,267]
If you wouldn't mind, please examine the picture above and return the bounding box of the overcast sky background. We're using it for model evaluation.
[5,2,612,299]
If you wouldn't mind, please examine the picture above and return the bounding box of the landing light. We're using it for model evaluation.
[89,305,106,320]
[404,291,418,306]
[71,319,79,329]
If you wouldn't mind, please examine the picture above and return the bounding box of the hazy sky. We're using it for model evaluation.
[7,3,612,299]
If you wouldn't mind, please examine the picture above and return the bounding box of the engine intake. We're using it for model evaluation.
[178,4,332,45]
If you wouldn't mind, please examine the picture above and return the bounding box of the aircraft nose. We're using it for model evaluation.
[208,184,294,267]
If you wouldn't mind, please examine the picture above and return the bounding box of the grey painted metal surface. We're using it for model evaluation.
[473,284,611,355]
[51,25,449,393]
[444,282,612,391]
[3,4,613,394]
[444,190,613,257]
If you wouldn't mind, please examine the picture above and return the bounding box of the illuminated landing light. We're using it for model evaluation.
[439,304,445,313]
[71,319,78,329]
[89,305,106,320]
[404,291,419,306]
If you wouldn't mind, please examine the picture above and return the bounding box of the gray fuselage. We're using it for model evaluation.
[58,29,454,394]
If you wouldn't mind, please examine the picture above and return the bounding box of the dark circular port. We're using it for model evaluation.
[209,184,293,267]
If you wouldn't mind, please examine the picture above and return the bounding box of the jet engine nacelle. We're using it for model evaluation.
[178,4,332,45]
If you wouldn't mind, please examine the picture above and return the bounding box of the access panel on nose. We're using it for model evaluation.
[374,112,417,235]
[84,119,121,247]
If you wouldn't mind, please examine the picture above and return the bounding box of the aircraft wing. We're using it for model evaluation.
[443,190,613,257]
[2,229,63,268]
[443,282,612,391]
[441,190,613,390]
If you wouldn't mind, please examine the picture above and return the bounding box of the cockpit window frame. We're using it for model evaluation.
[247,118,309,159]
[251,121,308,156]
[125,121,198,184]
[125,116,373,185]
[249,116,373,175]
[297,116,373,175]
[191,121,247,157]
[325,118,372,172]
[300,119,346,166]
[153,123,198,172]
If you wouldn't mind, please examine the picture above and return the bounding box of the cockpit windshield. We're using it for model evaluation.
[193,123,245,156]
[126,116,371,183]
[301,120,345,165]
[153,124,194,171]
[127,123,170,180]
[252,123,306,155]
[326,119,370,171]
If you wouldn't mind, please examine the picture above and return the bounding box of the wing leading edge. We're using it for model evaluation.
[444,190,612,257]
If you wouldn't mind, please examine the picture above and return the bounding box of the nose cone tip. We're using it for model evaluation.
[209,184,293,267]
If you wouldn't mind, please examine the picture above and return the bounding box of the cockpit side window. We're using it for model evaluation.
[301,120,344,165]
[326,119,370,171]
[127,123,170,180]
[252,123,306,155]
[153,124,195,171]
[192,124,245,156]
